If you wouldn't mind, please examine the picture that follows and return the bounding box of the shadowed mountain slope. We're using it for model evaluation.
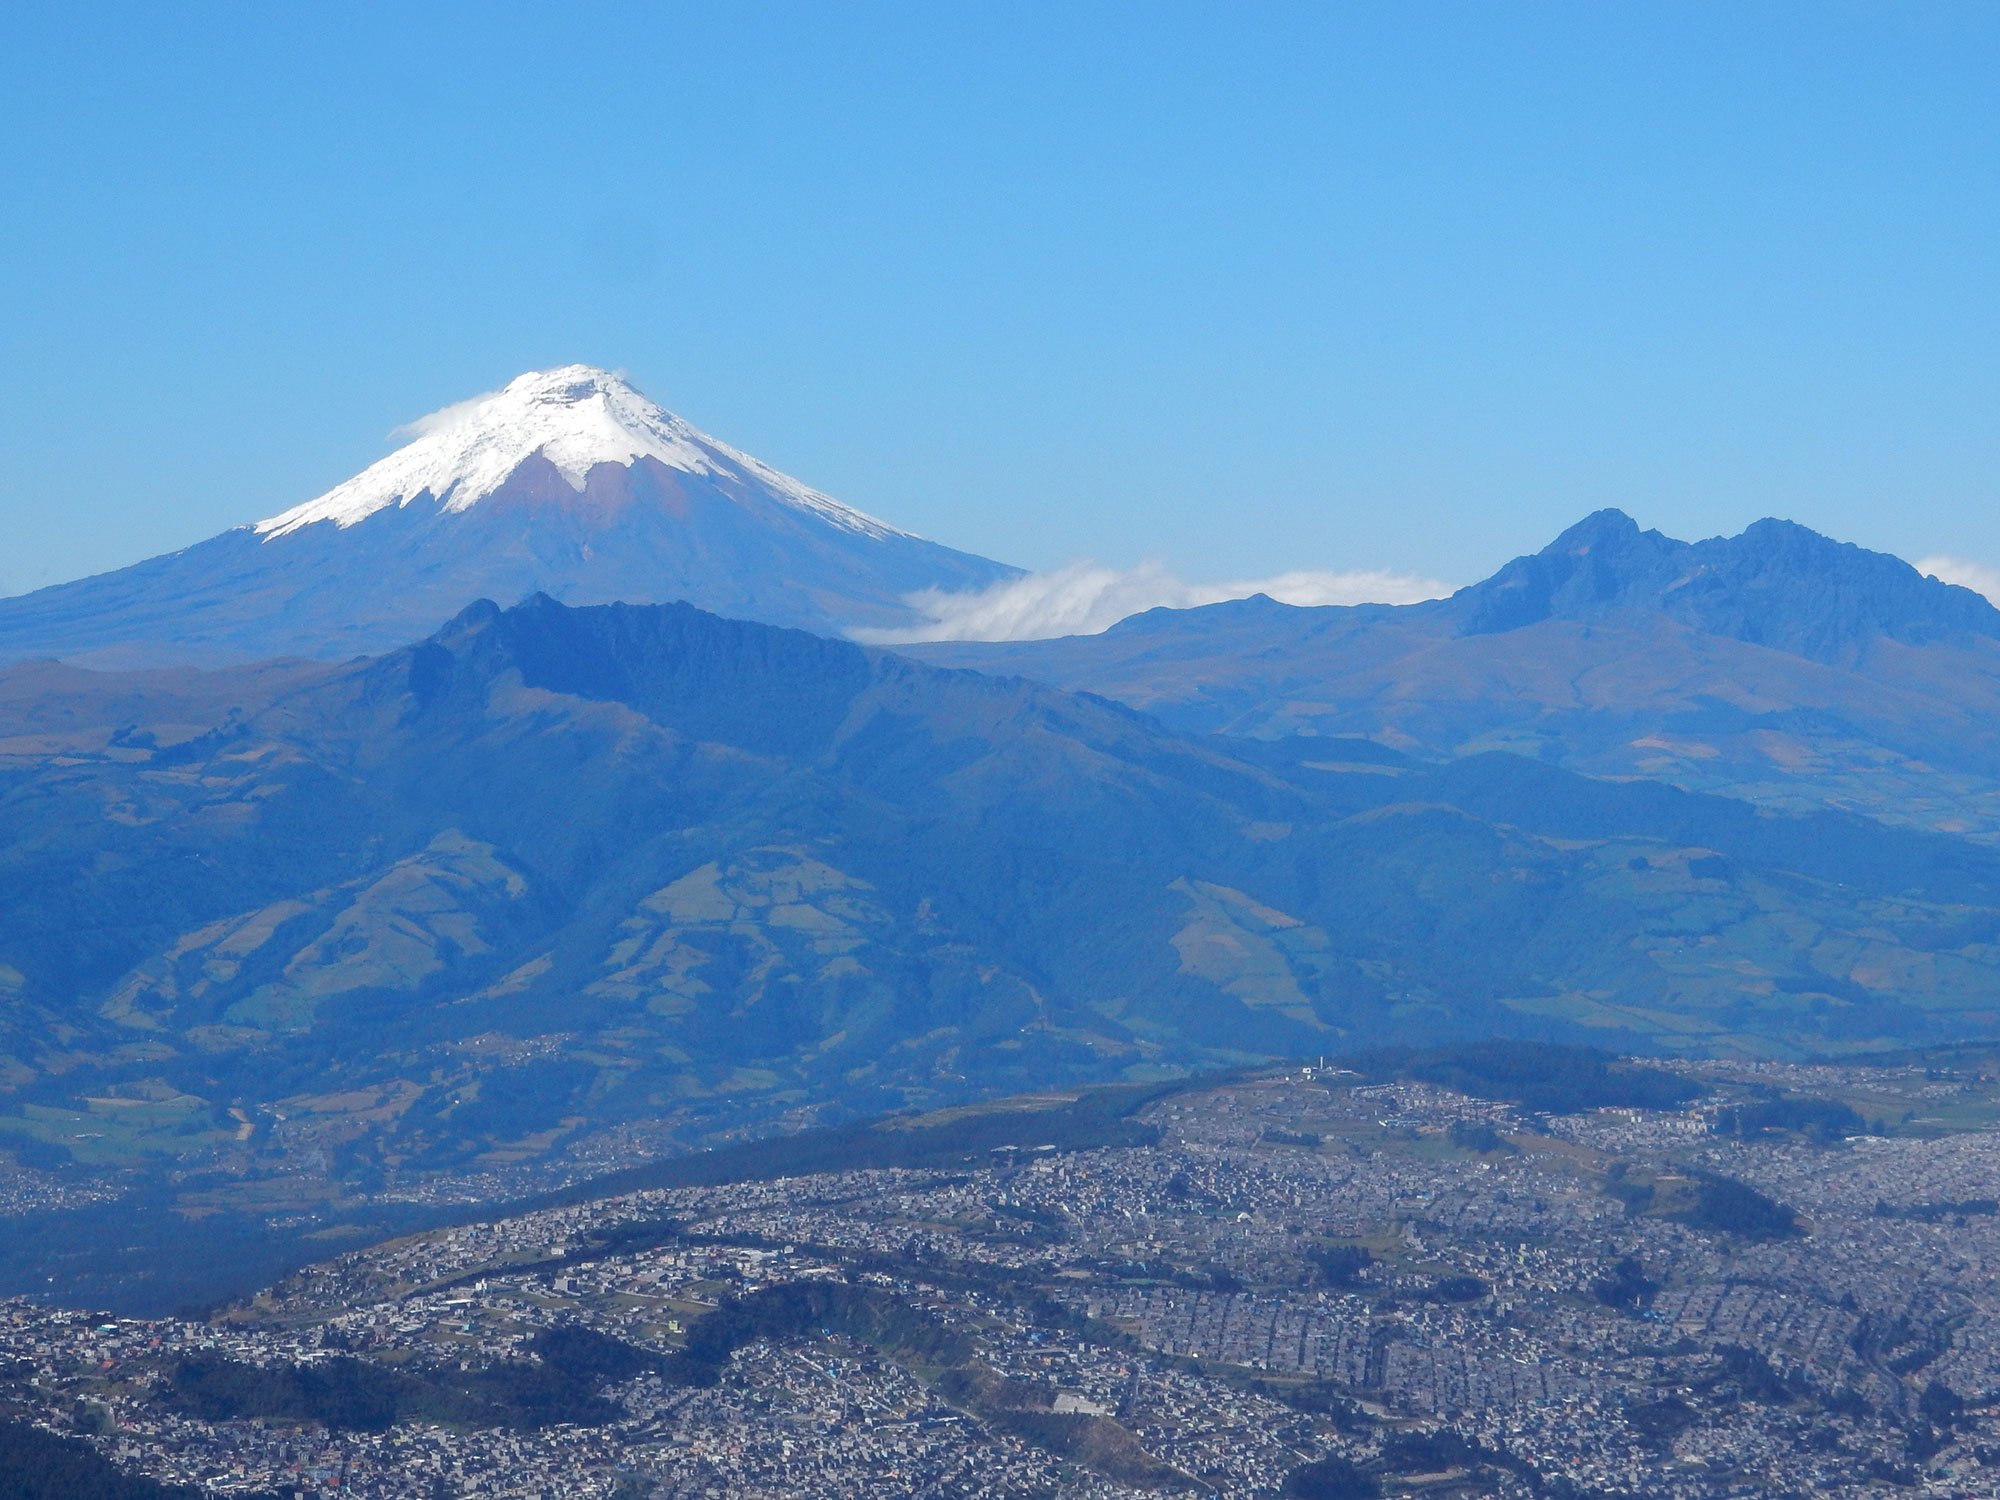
[10,594,2000,1296]
[904,510,2000,840]
[3,590,2000,1227]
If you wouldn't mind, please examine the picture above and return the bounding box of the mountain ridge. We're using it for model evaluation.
[1457,508,2000,655]
[8,589,2000,1294]
[905,510,2000,841]
[6,593,2000,1104]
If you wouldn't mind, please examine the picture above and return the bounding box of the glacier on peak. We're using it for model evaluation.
[255,364,905,542]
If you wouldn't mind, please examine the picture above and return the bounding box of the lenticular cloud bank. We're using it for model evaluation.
[854,558,1454,643]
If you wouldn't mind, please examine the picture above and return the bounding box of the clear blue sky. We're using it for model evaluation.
[4,2,2000,598]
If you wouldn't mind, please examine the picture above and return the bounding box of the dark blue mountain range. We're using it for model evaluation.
[908,510,2000,841]
[5,504,2000,1305]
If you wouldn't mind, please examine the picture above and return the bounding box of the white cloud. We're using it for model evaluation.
[1916,555,2000,605]
[388,389,505,442]
[387,367,639,441]
[852,559,1455,644]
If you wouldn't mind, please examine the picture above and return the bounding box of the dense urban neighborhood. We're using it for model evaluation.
[8,1047,2000,1498]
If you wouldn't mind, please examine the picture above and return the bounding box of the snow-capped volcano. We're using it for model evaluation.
[258,365,901,541]
[0,367,1017,669]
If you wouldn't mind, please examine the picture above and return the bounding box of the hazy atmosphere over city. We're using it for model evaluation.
[7,6,2000,1500]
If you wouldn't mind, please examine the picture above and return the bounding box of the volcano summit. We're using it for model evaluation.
[0,366,1016,668]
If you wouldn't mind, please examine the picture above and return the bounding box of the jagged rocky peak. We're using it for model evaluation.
[256,364,903,540]
[1457,508,2000,659]
[1456,509,1685,635]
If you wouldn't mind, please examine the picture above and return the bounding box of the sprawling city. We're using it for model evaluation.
[8,1047,2000,1498]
